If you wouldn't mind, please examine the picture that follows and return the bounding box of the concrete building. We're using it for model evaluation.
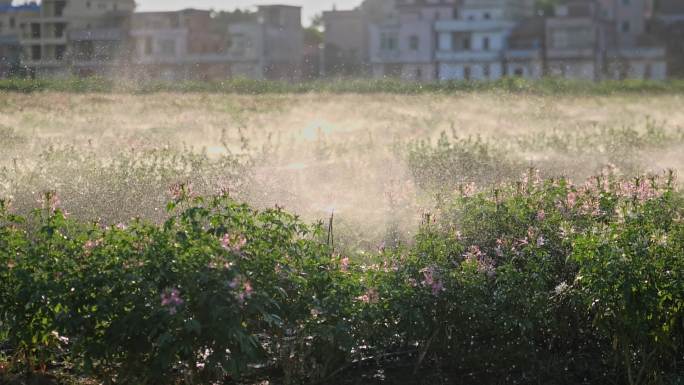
[0,1,39,77]
[130,9,228,80]
[130,5,303,81]
[543,0,665,80]
[504,17,545,79]
[257,5,303,79]
[652,0,684,77]
[18,0,134,77]
[653,0,684,25]
[370,0,458,82]
[544,0,605,80]
[323,9,368,76]
[601,0,666,80]
[435,0,536,80]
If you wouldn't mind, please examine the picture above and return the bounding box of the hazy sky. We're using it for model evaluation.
[135,0,364,25]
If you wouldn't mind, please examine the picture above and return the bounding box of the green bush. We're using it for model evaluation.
[1,172,683,384]
[2,77,684,95]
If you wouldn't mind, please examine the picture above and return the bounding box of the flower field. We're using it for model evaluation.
[1,84,684,384]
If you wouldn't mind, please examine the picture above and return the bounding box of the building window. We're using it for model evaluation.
[483,12,491,20]
[381,33,398,51]
[483,37,490,50]
[416,67,422,79]
[621,21,630,32]
[483,64,490,78]
[31,45,41,61]
[452,8,459,19]
[30,23,41,39]
[409,35,419,51]
[55,45,66,60]
[463,37,470,50]
[55,23,66,38]
[514,67,524,77]
[464,65,471,80]
[9,17,15,29]
[55,1,66,17]
[159,39,176,56]
[144,37,153,55]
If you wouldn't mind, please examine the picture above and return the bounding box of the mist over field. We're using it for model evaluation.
[3,89,684,250]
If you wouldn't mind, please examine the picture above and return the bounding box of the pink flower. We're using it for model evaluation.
[566,191,577,208]
[39,191,60,214]
[420,266,445,296]
[464,246,495,276]
[161,287,184,315]
[83,239,101,253]
[340,256,350,272]
[357,288,379,304]
[220,233,247,252]
[431,280,445,296]
[235,280,254,305]
[169,182,194,201]
[536,209,546,221]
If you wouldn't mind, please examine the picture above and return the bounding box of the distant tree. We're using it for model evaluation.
[310,13,324,31]
[535,0,560,16]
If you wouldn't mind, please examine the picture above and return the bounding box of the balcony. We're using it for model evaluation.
[436,50,500,62]
[546,48,595,59]
[609,46,666,60]
[435,19,516,32]
[70,28,124,42]
[505,49,541,60]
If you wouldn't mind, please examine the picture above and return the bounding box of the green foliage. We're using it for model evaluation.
[1,172,683,384]
[407,131,520,192]
[2,77,684,95]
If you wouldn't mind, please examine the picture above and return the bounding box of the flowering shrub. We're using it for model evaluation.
[0,191,358,384]
[1,172,683,384]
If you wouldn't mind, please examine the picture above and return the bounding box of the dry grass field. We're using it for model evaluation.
[2,91,684,250]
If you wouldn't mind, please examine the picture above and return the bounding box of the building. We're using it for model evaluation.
[543,0,665,80]
[323,9,368,76]
[601,0,666,80]
[370,0,457,82]
[504,17,545,78]
[130,9,228,80]
[18,0,135,77]
[130,5,303,81]
[257,5,303,79]
[0,1,39,77]
[652,0,684,77]
[544,0,605,80]
[653,0,684,25]
[436,0,536,81]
